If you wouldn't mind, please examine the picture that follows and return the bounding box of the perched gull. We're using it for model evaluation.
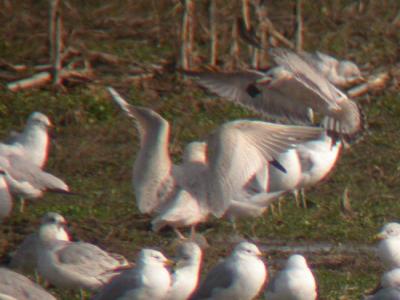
[364,268,400,300]
[0,267,56,300]
[185,48,363,139]
[36,214,129,291]
[376,223,400,269]
[92,248,172,300]
[0,170,12,220]
[189,241,266,300]
[0,112,51,168]
[108,88,323,237]
[166,242,202,300]
[10,212,70,274]
[264,254,317,300]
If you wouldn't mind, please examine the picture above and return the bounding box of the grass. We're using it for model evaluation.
[0,1,399,299]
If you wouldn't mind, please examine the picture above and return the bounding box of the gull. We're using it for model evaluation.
[185,48,363,139]
[189,241,266,300]
[92,248,172,300]
[10,212,70,274]
[365,268,400,300]
[166,242,202,300]
[302,51,364,87]
[0,154,71,213]
[364,287,400,300]
[36,213,129,291]
[0,267,56,300]
[268,133,342,208]
[264,254,317,300]
[0,112,51,168]
[108,88,323,237]
[376,223,400,269]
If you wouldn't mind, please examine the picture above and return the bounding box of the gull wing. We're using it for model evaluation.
[206,120,323,217]
[189,260,235,300]
[185,70,312,124]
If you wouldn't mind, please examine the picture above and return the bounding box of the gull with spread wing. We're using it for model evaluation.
[185,48,363,139]
[108,88,323,237]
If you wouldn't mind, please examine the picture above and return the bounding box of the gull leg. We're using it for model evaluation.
[79,288,86,300]
[19,197,25,213]
[173,228,187,240]
[300,188,307,209]
[293,189,301,207]
[190,225,197,239]
[278,197,283,215]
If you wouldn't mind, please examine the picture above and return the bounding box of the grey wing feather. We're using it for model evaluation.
[270,48,345,109]
[190,261,234,300]
[365,287,400,300]
[57,242,122,270]
[186,70,312,124]
[206,120,323,216]
[0,267,56,300]
[6,155,69,192]
[92,270,140,300]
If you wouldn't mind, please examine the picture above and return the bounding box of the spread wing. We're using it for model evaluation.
[185,70,312,124]
[206,120,323,217]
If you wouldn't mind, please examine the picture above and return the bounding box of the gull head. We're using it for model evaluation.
[233,241,263,259]
[139,249,172,267]
[28,112,52,129]
[377,223,400,240]
[338,61,364,83]
[38,212,68,243]
[175,242,202,268]
[286,254,309,269]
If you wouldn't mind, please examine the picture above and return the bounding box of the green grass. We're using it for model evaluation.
[0,1,399,299]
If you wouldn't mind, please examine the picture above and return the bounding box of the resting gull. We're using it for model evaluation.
[189,241,266,300]
[376,223,400,269]
[36,213,129,291]
[108,88,323,237]
[264,254,317,300]
[166,242,202,300]
[92,248,172,300]
[10,212,70,274]
[365,268,400,300]
[0,267,56,300]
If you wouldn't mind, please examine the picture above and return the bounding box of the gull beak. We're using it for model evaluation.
[164,259,175,267]
[374,233,385,241]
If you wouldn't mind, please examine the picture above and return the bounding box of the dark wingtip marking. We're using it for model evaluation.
[246,84,261,98]
[270,159,287,173]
